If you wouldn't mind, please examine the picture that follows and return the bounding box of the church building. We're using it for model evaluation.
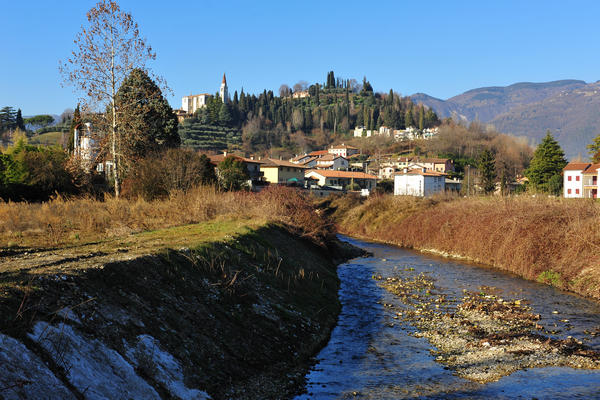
[181,73,229,115]
[220,73,229,103]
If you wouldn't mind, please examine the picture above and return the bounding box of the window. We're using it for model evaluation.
[568,189,572,194]
[568,176,572,181]
[576,189,580,194]
[576,176,580,181]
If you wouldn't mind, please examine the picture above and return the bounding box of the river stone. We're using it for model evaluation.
[0,333,75,400]
[29,321,160,400]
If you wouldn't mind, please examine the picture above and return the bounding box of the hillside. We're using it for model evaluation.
[411,80,599,159]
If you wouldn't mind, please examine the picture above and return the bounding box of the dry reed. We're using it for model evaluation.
[333,194,600,300]
[0,186,331,248]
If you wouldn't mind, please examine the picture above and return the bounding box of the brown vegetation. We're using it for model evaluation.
[0,186,332,249]
[330,194,600,300]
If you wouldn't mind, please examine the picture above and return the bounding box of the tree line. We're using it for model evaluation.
[181,71,441,155]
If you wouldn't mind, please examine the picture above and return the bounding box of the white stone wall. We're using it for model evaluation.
[394,174,444,196]
[564,170,584,198]
[394,174,424,196]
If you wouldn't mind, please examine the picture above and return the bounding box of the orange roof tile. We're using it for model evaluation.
[563,162,591,171]
[306,170,377,179]
[582,163,600,175]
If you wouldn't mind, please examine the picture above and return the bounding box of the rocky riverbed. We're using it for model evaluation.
[377,270,600,383]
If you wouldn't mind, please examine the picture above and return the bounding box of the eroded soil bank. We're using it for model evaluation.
[0,222,362,399]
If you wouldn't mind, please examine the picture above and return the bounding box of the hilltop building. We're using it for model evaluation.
[220,73,229,103]
[181,93,211,114]
[180,73,229,115]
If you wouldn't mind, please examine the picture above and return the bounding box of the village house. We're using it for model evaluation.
[328,143,359,158]
[397,156,454,173]
[308,149,329,158]
[72,122,114,175]
[563,162,600,198]
[305,169,377,191]
[353,126,373,138]
[315,154,348,170]
[290,154,313,164]
[209,152,265,190]
[260,159,306,186]
[292,90,309,99]
[394,167,446,197]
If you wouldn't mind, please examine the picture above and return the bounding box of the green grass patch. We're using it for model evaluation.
[537,270,563,287]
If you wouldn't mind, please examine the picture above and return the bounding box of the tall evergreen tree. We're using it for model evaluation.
[114,68,180,159]
[68,104,82,154]
[478,149,496,194]
[418,105,424,130]
[15,109,25,132]
[404,109,413,128]
[525,130,567,194]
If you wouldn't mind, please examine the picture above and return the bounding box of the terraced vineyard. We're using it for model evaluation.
[179,120,242,151]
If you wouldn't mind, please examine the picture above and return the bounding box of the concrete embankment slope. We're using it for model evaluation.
[328,194,600,301]
[0,221,361,400]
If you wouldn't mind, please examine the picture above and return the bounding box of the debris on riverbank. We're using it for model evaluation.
[377,270,600,383]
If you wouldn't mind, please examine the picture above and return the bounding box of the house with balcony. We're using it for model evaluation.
[563,162,600,198]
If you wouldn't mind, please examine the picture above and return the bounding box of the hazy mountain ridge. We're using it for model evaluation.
[411,80,599,159]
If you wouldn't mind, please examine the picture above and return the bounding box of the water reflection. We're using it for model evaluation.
[296,236,600,399]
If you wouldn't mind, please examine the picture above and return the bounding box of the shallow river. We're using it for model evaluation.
[296,236,600,399]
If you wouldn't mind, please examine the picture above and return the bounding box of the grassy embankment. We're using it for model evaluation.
[0,187,359,399]
[328,194,600,300]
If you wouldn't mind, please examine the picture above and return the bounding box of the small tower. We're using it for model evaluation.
[220,73,229,103]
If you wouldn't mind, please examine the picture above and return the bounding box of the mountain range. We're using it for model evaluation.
[411,80,600,159]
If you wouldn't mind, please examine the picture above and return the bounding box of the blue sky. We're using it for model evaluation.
[1,0,599,115]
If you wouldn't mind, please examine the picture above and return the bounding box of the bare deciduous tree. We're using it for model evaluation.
[293,80,308,93]
[279,84,291,98]
[60,0,156,197]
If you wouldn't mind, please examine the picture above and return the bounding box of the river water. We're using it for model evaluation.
[296,236,600,399]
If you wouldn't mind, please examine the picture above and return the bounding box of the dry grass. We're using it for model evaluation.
[333,194,600,300]
[0,186,332,249]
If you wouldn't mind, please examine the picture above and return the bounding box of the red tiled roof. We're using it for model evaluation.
[582,163,600,175]
[308,150,329,156]
[395,168,446,177]
[563,162,591,171]
[306,169,377,179]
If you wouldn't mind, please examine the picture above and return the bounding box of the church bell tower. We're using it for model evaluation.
[220,73,229,103]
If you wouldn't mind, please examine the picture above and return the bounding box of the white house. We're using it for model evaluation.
[181,93,211,114]
[328,144,359,158]
[394,168,446,197]
[563,162,600,198]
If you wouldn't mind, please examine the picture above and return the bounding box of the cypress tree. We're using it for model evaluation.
[478,149,496,194]
[15,109,25,132]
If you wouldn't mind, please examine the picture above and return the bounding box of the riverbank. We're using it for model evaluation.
[0,188,363,399]
[326,194,600,301]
